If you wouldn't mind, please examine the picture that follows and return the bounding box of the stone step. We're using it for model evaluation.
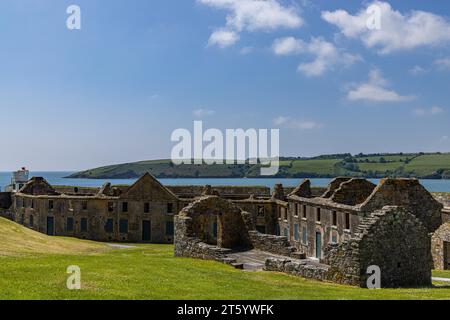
[242,262,265,271]
[231,263,244,269]
[291,251,307,260]
[221,257,238,265]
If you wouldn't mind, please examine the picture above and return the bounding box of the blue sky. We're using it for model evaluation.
[0,0,449,170]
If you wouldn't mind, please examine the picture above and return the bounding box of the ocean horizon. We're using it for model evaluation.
[1,171,450,193]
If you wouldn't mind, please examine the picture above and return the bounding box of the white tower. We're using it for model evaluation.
[5,167,30,192]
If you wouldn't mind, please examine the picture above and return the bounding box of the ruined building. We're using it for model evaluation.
[6,173,275,244]
[1,173,450,288]
[174,177,445,288]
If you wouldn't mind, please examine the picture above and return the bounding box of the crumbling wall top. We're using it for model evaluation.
[359,178,443,232]
[18,177,58,196]
[321,177,352,198]
[330,178,376,206]
[289,179,312,198]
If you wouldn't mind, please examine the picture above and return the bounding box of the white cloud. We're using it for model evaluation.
[208,29,239,48]
[272,37,361,76]
[414,106,445,116]
[273,116,289,126]
[199,0,302,48]
[409,65,428,76]
[272,37,304,55]
[322,1,450,54]
[435,58,450,71]
[273,116,323,130]
[193,108,215,117]
[431,106,444,114]
[347,69,414,102]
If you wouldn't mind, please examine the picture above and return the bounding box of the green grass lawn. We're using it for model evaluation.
[2,218,450,300]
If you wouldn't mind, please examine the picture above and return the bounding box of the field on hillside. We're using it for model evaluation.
[2,218,450,300]
[67,153,450,179]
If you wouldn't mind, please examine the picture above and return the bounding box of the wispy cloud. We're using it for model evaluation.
[239,46,254,55]
[193,108,215,117]
[272,37,361,76]
[413,106,445,116]
[409,65,428,76]
[347,69,414,102]
[434,58,450,71]
[199,0,302,48]
[322,1,450,54]
[408,59,450,75]
[274,116,323,130]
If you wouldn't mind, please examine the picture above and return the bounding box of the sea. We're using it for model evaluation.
[1,172,450,193]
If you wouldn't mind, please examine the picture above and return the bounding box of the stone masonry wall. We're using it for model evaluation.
[434,193,450,208]
[330,179,376,206]
[265,258,330,282]
[0,209,13,220]
[431,222,450,270]
[360,178,443,233]
[325,206,432,288]
[266,206,433,288]
[174,196,252,260]
[167,185,270,199]
[0,192,12,209]
[248,231,296,257]
[321,178,352,198]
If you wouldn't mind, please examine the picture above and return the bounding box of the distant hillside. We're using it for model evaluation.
[66,152,450,180]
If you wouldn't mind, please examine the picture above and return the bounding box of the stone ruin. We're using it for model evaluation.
[174,196,298,265]
[264,206,431,288]
[174,178,445,288]
[174,196,252,261]
[4,173,449,288]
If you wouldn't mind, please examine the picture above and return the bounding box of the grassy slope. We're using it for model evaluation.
[2,218,450,300]
[67,153,450,179]
[0,218,109,257]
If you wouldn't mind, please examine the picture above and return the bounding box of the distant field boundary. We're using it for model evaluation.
[67,152,450,180]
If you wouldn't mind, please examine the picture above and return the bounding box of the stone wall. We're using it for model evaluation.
[174,196,252,259]
[265,258,330,282]
[21,177,57,196]
[0,209,13,220]
[248,231,296,256]
[0,192,12,209]
[360,178,443,232]
[267,206,433,288]
[289,179,312,198]
[167,185,270,199]
[325,206,431,288]
[321,177,352,198]
[434,193,450,208]
[330,179,376,206]
[236,201,278,235]
[431,222,450,270]
[173,215,232,262]
[12,174,180,244]
[53,186,100,195]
